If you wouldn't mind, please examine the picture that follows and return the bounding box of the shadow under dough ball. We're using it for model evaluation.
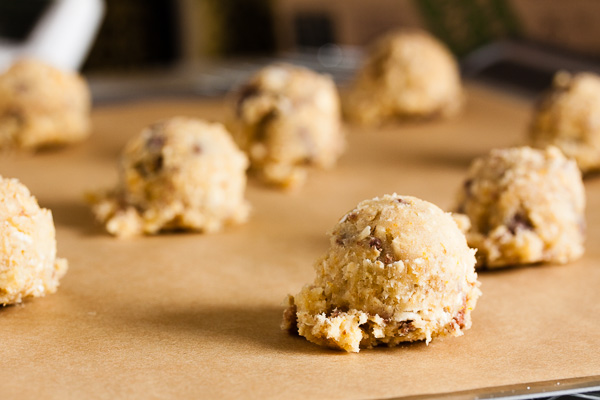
[283,194,481,353]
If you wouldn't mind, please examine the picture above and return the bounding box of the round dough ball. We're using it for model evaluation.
[0,176,68,305]
[455,146,585,268]
[0,59,91,149]
[530,71,600,173]
[282,194,481,353]
[89,117,250,237]
[231,63,344,189]
[345,30,463,124]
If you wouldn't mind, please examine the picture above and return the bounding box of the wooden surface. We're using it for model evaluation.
[1,84,599,399]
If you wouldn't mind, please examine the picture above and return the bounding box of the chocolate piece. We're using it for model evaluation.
[368,236,383,251]
[453,307,466,329]
[397,320,415,335]
[236,84,261,116]
[507,212,533,235]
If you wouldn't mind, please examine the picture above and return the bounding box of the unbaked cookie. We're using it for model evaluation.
[529,71,600,174]
[230,63,344,189]
[344,30,463,125]
[0,176,68,305]
[282,194,481,353]
[0,59,91,150]
[455,146,585,268]
[88,117,250,237]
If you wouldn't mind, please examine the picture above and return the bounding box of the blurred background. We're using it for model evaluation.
[83,0,599,68]
[3,0,600,99]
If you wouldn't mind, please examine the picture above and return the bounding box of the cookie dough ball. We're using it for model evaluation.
[455,146,585,268]
[345,30,463,125]
[282,194,481,353]
[89,117,250,237]
[0,176,68,305]
[231,63,344,189]
[530,71,600,174]
[0,59,91,150]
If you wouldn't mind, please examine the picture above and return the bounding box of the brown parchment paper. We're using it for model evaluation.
[0,84,599,400]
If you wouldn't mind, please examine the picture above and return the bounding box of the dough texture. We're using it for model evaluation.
[0,176,68,305]
[89,117,250,237]
[530,71,600,174]
[345,30,463,125]
[230,63,344,189]
[0,59,91,149]
[455,146,585,268]
[283,194,481,353]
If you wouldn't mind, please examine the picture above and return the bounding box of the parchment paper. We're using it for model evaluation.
[1,85,599,399]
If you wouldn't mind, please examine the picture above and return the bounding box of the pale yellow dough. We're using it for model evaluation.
[0,59,91,149]
[89,117,250,237]
[345,30,463,125]
[230,63,344,189]
[530,71,600,173]
[455,146,585,268]
[283,194,481,353]
[0,176,68,305]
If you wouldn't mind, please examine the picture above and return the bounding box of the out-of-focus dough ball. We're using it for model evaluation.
[530,71,600,174]
[89,117,250,237]
[345,30,463,125]
[0,176,68,305]
[0,59,91,149]
[230,63,344,189]
[282,194,481,353]
[455,146,585,268]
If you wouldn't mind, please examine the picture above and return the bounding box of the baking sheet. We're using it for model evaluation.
[1,84,599,399]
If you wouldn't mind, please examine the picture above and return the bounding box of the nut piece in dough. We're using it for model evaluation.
[230,63,344,189]
[345,30,463,125]
[0,59,91,150]
[529,71,600,174]
[0,176,68,305]
[455,146,585,268]
[89,117,250,237]
[283,194,481,353]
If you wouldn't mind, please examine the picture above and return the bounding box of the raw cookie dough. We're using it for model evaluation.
[282,194,481,353]
[89,117,250,238]
[0,59,91,150]
[529,71,600,174]
[455,146,585,268]
[344,30,463,125]
[230,63,344,189]
[0,176,68,305]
